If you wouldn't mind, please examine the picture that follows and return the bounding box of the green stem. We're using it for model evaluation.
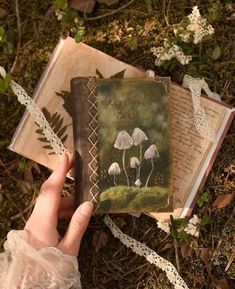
[145,158,154,187]
[122,149,129,187]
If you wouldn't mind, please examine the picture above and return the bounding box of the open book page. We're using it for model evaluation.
[150,85,228,220]
[8,37,145,171]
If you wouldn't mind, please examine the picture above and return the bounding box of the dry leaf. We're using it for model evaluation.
[92,230,108,252]
[187,273,205,284]
[212,193,235,209]
[69,0,96,13]
[180,242,192,258]
[217,278,231,289]
[97,0,119,5]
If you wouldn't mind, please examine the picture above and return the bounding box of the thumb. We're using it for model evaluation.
[58,201,93,256]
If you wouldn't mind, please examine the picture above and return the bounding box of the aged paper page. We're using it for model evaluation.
[150,84,226,219]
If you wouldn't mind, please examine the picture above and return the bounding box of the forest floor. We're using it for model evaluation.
[0,1,234,289]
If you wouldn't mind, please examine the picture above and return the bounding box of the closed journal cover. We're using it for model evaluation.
[71,77,172,213]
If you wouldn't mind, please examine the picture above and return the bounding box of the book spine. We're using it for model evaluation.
[71,77,99,208]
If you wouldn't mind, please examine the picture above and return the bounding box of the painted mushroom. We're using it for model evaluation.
[132,128,148,178]
[108,162,121,186]
[144,144,160,187]
[130,156,140,179]
[114,130,133,187]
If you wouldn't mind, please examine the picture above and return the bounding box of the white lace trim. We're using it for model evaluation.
[0,67,68,155]
[1,66,191,288]
[183,75,220,142]
[104,215,189,289]
[146,70,220,142]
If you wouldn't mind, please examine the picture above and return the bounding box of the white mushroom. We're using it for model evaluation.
[134,178,142,188]
[114,130,133,187]
[132,128,148,146]
[132,128,148,180]
[130,156,140,181]
[108,162,121,186]
[114,130,133,150]
[130,157,140,168]
[144,144,160,159]
[144,144,160,187]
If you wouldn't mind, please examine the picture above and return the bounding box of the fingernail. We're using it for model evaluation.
[79,201,94,216]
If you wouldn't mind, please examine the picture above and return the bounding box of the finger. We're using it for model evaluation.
[27,154,71,227]
[58,201,93,256]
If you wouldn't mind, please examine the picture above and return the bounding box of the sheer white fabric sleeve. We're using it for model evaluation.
[0,230,81,289]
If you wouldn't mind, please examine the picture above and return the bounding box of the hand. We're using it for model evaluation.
[25,154,93,257]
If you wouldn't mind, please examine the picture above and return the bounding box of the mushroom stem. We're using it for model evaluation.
[138,143,142,178]
[122,149,129,187]
[113,176,117,186]
[145,158,154,187]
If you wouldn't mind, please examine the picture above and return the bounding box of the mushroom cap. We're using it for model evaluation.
[114,130,133,150]
[132,127,148,146]
[135,178,142,187]
[108,162,121,176]
[130,157,140,168]
[144,144,160,159]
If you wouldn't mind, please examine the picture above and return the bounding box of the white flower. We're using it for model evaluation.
[184,223,199,237]
[184,214,200,237]
[189,214,200,225]
[157,220,170,234]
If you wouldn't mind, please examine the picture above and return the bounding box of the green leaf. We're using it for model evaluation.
[197,191,211,208]
[211,45,221,60]
[74,28,85,43]
[0,26,5,42]
[54,0,68,10]
[201,213,211,226]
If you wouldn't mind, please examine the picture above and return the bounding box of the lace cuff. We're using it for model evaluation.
[0,230,81,289]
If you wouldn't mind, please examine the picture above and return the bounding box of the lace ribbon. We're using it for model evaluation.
[1,66,190,288]
[183,75,220,142]
[147,70,221,142]
[0,67,68,155]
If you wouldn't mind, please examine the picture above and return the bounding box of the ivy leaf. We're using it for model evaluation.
[54,0,68,10]
[211,45,221,60]
[74,27,85,43]
[197,191,211,208]
[201,213,211,226]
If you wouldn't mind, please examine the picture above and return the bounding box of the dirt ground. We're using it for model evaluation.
[0,1,234,288]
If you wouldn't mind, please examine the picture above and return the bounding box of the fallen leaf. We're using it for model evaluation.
[97,0,119,5]
[212,193,235,209]
[69,0,96,13]
[180,242,192,258]
[217,278,231,289]
[187,273,205,284]
[0,8,8,19]
[92,230,108,252]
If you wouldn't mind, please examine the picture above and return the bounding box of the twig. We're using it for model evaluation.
[225,247,235,272]
[84,0,135,21]
[163,0,171,27]
[10,0,22,74]
[10,203,34,221]
[174,238,180,273]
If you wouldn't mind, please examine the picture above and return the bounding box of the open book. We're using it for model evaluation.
[9,37,234,219]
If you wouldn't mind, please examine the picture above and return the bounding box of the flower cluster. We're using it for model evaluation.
[174,6,214,44]
[157,214,200,238]
[151,42,192,66]
[184,215,200,237]
[157,219,170,234]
